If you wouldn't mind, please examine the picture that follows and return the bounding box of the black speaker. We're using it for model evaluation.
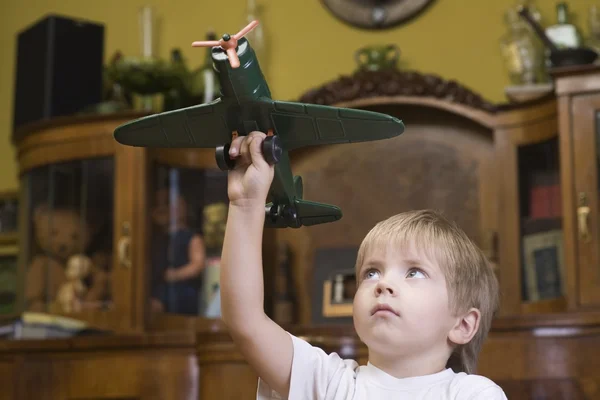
[12,14,105,132]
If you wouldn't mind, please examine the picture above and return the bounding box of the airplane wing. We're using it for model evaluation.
[113,99,232,148]
[257,99,405,151]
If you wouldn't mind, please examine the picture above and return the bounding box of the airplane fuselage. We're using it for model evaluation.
[212,38,271,105]
[211,38,296,208]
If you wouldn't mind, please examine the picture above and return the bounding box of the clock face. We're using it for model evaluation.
[321,0,436,29]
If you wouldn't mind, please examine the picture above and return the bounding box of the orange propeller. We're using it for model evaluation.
[192,20,259,68]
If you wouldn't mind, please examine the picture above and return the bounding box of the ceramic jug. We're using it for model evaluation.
[355,44,400,72]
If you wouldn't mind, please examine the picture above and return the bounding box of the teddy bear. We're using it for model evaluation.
[56,254,92,313]
[24,204,110,313]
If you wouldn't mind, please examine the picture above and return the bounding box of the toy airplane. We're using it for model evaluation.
[113,21,405,228]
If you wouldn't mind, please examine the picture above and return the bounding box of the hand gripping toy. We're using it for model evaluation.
[113,21,405,228]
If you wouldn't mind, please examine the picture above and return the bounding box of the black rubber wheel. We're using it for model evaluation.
[262,135,283,165]
[215,144,236,171]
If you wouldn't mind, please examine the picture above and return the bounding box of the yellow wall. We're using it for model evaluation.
[0,0,594,192]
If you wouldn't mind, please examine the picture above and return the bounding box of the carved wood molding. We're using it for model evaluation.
[298,69,500,113]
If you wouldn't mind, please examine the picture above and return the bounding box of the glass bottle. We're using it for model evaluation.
[545,2,582,49]
[500,8,544,85]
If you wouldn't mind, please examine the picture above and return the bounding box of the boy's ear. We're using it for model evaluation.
[448,307,481,345]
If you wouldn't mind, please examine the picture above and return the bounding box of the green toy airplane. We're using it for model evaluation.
[113,21,405,228]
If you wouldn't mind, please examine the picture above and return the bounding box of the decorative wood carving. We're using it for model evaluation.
[298,69,499,112]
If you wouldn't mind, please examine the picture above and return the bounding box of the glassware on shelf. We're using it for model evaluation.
[545,2,582,49]
[500,8,545,85]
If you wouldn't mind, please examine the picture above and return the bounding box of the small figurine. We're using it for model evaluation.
[56,254,93,314]
[114,21,405,229]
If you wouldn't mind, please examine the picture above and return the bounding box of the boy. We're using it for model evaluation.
[220,131,507,399]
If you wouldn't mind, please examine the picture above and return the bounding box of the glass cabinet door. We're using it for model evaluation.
[147,160,229,318]
[517,136,566,311]
[21,158,115,316]
[571,93,600,307]
[495,98,566,316]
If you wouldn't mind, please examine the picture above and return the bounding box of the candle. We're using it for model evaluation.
[139,6,153,58]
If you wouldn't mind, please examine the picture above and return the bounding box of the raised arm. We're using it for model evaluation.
[220,131,293,397]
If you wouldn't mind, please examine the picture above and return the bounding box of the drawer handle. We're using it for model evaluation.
[577,192,591,243]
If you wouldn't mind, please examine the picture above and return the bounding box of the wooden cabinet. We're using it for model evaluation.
[7,112,276,332]
[493,65,600,317]
[4,65,600,399]
[3,112,275,399]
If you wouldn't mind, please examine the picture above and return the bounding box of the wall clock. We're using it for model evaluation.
[321,0,436,29]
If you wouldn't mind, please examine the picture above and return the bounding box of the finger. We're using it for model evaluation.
[248,132,268,168]
[229,135,245,158]
[238,135,253,166]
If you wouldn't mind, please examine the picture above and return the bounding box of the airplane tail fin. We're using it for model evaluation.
[294,199,342,226]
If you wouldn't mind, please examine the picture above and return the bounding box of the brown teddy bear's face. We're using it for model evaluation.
[33,205,91,262]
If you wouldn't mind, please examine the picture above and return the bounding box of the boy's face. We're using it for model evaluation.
[352,240,458,360]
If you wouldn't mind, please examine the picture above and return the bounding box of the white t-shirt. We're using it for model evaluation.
[257,334,507,400]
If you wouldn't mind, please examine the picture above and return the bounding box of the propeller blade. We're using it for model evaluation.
[226,47,240,68]
[191,40,221,47]
[233,20,259,40]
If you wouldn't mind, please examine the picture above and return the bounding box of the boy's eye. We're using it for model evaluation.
[407,268,426,279]
[364,268,380,280]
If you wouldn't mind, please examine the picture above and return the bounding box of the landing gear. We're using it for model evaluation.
[215,133,283,171]
[265,203,301,228]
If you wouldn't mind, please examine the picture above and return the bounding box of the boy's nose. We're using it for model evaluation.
[375,281,394,296]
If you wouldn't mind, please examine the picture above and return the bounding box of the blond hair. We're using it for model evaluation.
[354,209,499,374]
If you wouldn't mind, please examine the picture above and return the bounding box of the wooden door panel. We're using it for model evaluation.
[571,94,600,307]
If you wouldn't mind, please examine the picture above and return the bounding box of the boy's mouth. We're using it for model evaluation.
[371,303,399,316]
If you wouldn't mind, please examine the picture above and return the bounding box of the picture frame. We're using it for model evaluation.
[322,269,356,318]
[522,229,565,302]
[311,246,358,325]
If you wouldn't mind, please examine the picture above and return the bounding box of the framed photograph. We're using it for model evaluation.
[522,229,565,302]
[311,247,358,325]
[322,269,356,317]
[0,191,18,245]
